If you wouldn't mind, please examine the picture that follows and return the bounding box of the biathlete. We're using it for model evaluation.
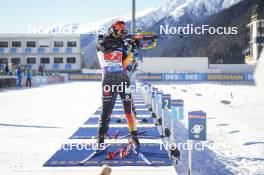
[96,21,140,151]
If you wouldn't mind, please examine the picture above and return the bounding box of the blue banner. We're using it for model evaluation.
[155,91,163,103]
[171,99,184,120]
[137,73,254,82]
[188,111,206,141]
[162,94,171,109]
[137,73,163,81]
[244,73,254,81]
[164,73,206,81]
[68,73,254,82]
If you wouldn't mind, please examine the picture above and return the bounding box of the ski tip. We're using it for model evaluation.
[78,162,85,165]
[138,152,153,166]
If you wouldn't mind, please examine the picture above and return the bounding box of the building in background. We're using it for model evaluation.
[246,5,264,64]
[0,34,81,72]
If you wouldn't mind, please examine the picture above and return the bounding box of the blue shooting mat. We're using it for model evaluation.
[115,98,144,101]
[69,127,160,139]
[98,105,148,110]
[130,92,143,96]
[116,96,144,100]
[93,109,151,116]
[43,143,172,167]
[115,101,145,105]
[84,116,154,125]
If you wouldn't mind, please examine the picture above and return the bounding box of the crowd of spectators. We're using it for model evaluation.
[0,64,60,88]
[0,64,60,77]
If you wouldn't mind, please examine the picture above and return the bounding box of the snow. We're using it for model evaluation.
[0,82,176,175]
[254,49,264,88]
[252,46,264,156]
[222,0,242,9]
[168,0,242,20]
[155,83,264,175]
[0,82,101,175]
[1,79,263,174]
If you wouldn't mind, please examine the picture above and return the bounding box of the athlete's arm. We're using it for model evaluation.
[96,34,120,53]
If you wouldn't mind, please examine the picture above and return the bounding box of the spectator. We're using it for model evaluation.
[26,67,32,87]
[38,65,44,76]
[4,64,9,75]
[0,66,3,75]
[100,165,111,175]
[16,66,22,88]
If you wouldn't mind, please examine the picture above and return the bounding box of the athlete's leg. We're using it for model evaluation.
[108,91,118,117]
[105,92,118,128]
[118,73,140,148]
[98,74,116,144]
[131,97,137,117]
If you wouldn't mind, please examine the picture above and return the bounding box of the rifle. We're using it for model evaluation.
[124,32,159,49]
[123,32,159,70]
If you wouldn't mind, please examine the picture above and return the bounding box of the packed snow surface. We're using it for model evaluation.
[0,81,263,175]
[156,82,264,175]
[0,82,176,175]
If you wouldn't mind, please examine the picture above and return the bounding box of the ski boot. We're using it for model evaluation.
[131,131,140,153]
[96,134,105,151]
[130,131,152,165]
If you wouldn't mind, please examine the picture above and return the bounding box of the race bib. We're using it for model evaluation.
[104,51,122,61]
[103,51,124,72]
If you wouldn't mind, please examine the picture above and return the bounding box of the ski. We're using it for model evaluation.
[79,151,98,165]
[79,144,111,165]
[132,148,152,165]
[138,152,152,165]
[118,129,152,139]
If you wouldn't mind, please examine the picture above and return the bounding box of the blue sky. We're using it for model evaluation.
[0,0,164,33]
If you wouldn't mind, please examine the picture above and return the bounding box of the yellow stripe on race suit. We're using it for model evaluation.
[125,112,137,132]
[123,52,134,69]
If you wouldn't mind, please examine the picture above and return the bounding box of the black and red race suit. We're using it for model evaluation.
[96,33,139,146]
